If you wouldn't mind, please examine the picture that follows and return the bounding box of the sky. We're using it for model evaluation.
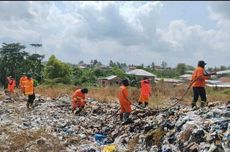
[0,1,230,68]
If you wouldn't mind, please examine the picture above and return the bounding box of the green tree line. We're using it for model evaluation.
[1,42,228,87]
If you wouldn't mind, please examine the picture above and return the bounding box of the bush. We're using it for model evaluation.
[223,89,230,95]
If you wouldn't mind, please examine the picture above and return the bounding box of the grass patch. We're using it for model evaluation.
[35,83,230,108]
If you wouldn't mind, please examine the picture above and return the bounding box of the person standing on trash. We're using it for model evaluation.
[118,79,132,122]
[19,73,27,94]
[138,76,151,107]
[24,74,36,109]
[72,88,88,114]
[6,76,16,94]
[191,60,216,108]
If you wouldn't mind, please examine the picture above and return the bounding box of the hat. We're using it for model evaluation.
[198,60,207,67]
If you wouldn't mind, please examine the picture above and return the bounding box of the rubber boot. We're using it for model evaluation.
[72,108,76,113]
[30,100,34,108]
[75,107,83,115]
[124,112,130,121]
[200,101,206,108]
[191,102,196,108]
[144,102,148,107]
[119,113,123,122]
[26,102,30,109]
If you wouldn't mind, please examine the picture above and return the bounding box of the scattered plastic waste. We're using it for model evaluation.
[0,92,229,151]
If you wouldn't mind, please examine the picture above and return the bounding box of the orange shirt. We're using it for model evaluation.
[19,76,27,88]
[72,89,85,101]
[7,78,16,93]
[140,80,151,97]
[118,85,131,113]
[24,79,34,95]
[192,67,210,87]
[72,89,86,108]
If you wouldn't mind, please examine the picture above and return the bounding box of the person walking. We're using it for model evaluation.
[19,73,27,94]
[118,79,132,123]
[6,76,16,94]
[138,77,151,107]
[24,74,35,109]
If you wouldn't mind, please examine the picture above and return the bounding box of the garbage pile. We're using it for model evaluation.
[0,93,229,152]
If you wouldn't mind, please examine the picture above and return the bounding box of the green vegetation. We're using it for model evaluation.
[44,55,72,84]
[0,43,44,86]
[0,42,229,88]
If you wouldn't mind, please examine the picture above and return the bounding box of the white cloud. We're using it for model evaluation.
[156,18,230,67]
[0,1,229,67]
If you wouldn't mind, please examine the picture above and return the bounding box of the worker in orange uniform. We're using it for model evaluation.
[138,77,151,107]
[118,79,132,122]
[7,76,16,93]
[72,88,88,114]
[19,73,27,94]
[24,74,35,109]
[191,60,216,108]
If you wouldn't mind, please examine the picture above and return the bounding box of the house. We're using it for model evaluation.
[155,78,183,86]
[154,65,163,71]
[179,74,192,82]
[155,78,183,83]
[98,75,122,87]
[126,69,156,81]
[185,70,194,74]
[218,77,230,83]
[206,77,230,88]
[127,65,137,71]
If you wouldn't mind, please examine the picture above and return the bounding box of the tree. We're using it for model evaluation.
[109,60,115,67]
[25,54,45,82]
[30,43,42,54]
[79,60,84,65]
[176,63,186,75]
[161,61,167,69]
[44,55,72,84]
[220,65,227,71]
[0,43,44,86]
[109,66,125,78]
[151,62,155,69]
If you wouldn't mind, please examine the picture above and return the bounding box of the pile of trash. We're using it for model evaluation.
[0,93,229,152]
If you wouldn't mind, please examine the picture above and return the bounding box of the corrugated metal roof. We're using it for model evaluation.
[206,83,230,88]
[216,70,230,75]
[155,78,183,83]
[126,69,155,77]
[98,75,118,80]
[179,74,192,78]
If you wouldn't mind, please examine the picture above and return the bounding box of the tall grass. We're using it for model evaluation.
[35,83,230,108]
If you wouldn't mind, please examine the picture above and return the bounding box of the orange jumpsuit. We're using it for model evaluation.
[118,85,132,113]
[138,80,151,104]
[24,79,34,95]
[192,67,210,87]
[72,89,86,110]
[19,76,28,93]
[7,77,16,93]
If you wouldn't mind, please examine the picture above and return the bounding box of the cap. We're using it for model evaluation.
[198,60,207,67]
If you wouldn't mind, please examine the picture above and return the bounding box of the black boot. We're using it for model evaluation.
[124,112,130,121]
[200,101,206,108]
[26,102,30,109]
[144,102,148,107]
[191,102,196,108]
[122,113,134,125]
[75,107,83,115]
[119,113,123,122]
